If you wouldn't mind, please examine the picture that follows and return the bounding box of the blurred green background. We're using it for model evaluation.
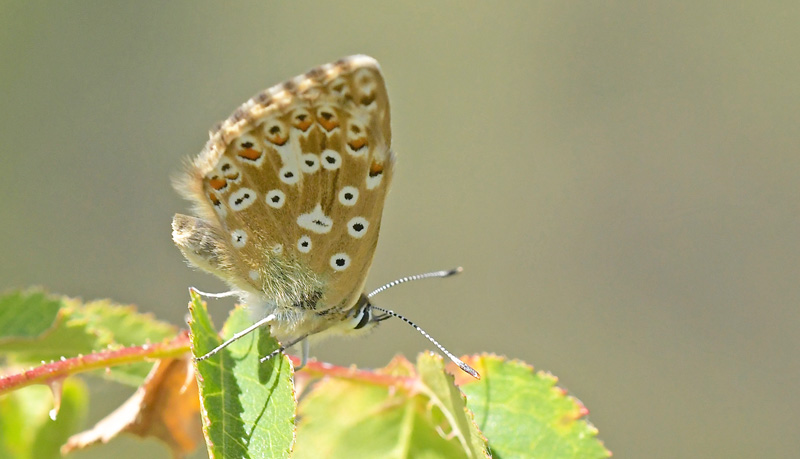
[2,2,798,458]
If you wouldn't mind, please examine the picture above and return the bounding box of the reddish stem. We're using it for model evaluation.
[2,331,426,396]
[0,331,191,395]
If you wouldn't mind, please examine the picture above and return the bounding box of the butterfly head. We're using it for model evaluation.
[309,294,382,339]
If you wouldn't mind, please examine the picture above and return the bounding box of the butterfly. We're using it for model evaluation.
[172,55,478,378]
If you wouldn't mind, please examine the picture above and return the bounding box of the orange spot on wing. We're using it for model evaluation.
[225,172,239,181]
[209,178,227,190]
[348,138,367,151]
[267,134,289,146]
[294,119,312,132]
[369,162,384,176]
[237,148,262,161]
[208,192,221,206]
[318,117,339,132]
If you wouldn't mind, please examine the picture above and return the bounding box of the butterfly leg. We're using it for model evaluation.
[295,339,310,371]
[196,313,276,361]
[189,287,240,299]
[259,334,308,368]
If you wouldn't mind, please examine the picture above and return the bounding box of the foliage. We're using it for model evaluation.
[0,289,610,458]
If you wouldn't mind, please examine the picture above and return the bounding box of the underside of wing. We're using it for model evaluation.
[174,55,394,314]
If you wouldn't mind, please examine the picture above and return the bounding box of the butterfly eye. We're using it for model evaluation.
[352,305,372,330]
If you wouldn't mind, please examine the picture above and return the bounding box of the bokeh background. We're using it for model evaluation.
[2,2,798,458]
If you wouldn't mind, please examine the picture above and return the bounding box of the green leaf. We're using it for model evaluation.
[188,291,295,459]
[76,300,176,347]
[0,292,99,360]
[75,300,177,384]
[0,290,178,385]
[459,354,611,459]
[0,378,88,459]
[416,352,488,458]
[293,353,487,459]
[0,290,61,339]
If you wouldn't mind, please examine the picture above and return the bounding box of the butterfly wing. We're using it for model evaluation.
[173,56,393,330]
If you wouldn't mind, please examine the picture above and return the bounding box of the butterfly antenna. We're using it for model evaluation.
[368,267,463,298]
[369,304,480,379]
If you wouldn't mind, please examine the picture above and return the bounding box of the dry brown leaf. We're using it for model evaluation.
[62,355,202,458]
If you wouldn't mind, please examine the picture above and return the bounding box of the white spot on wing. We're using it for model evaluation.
[218,159,241,184]
[300,153,320,174]
[297,235,312,253]
[279,165,300,185]
[297,204,333,234]
[291,108,313,137]
[345,119,368,157]
[330,253,351,271]
[316,105,340,133]
[263,119,289,146]
[229,188,257,211]
[231,229,247,248]
[354,68,378,109]
[209,193,227,217]
[354,68,377,93]
[321,150,342,170]
[328,76,351,99]
[265,189,286,208]
[347,217,369,239]
[338,186,359,206]
[234,133,265,166]
[366,171,382,190]
[249,270,260,281]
